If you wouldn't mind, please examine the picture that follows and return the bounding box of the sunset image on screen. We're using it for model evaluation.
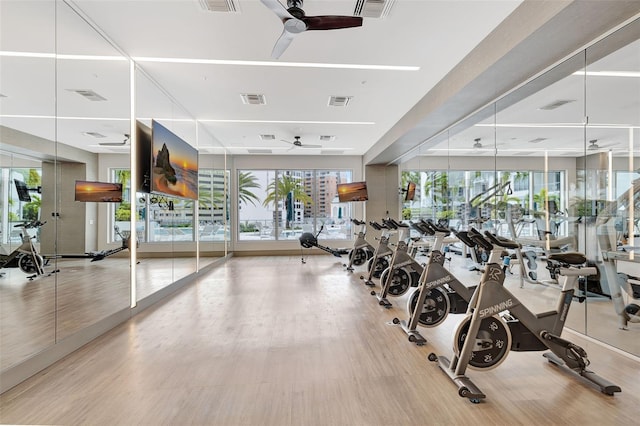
[75,181,123,202]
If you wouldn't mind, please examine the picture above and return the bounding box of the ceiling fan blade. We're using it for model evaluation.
[271,29,297,59]
[299,144,322,148]
[260,0,293,21]
[303,16,363,31]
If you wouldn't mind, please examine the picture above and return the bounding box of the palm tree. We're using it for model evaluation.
[238,171,261,207]
[263,174,312,229]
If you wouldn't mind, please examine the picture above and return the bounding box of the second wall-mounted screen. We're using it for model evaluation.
[151,120,198,200]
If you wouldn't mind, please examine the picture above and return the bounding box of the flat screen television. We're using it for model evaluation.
[75,180,123,202]
[404,181,416,202]
[136,120,152,194]
[14,179,32,202]
[337,181,368,202]
[151,120,198,200]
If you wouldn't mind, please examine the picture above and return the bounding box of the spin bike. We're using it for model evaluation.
[431,230,621,403]
[0,220,45,279]
[393,227,493,345]
[372,218,426,308]
[343,219,375,271]
[360,220,396,286]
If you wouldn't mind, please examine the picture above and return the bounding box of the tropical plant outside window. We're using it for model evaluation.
[401,169,565,238]
[1,168,42,244]
[238,169,353,241]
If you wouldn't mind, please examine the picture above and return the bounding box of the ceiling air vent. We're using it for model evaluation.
[319,135,335,142]
[240,93,266,105]
[328,96,352,107]
[260,134,275,141]
[247,149,272,154]
[354,0,396,18]
[539,99,574,110]
[82,131,107,138]
[67,89,107,102]
[198,0,239,12]
[528,137,547,144]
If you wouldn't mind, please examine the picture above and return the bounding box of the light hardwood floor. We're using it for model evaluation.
[0,255,639,425]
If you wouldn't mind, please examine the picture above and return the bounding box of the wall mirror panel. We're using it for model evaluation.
[135,70,199,300]
[197,120,227,268]
[53,1,131,341]
[401,19,639,356]
[584,33,639,355]
[0,0,57,371]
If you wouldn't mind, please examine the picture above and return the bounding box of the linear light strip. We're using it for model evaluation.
[1,114,373,126]
[0,51,419,71]
[572,71,640,78]
[199,119,375,125]
[132,56,419,71]
[0,51,126,61]
[475,123,640,129]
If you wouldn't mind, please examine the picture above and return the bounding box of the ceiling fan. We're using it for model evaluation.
[99,134,130,147]
[281,136,322,150]
[588,139,616,150]
[260,0,363,59]
[473,138,483,149]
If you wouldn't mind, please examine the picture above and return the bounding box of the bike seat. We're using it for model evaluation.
[452,230,476,248]
[484,232,520,249]
[548,252,587,265]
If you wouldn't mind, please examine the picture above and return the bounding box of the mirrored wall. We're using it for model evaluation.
[401,20,639,356]
[0,0,227,383]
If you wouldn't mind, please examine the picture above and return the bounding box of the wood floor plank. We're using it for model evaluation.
[1,255,639,425]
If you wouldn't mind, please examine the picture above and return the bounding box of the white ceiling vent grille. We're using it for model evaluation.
[83,131,107,138]
[539,99,574,110]
[260,134,275,141]
[67,89,107,101]
[198,0,239,12]
[241,94,266,105]
[319,135,335,142]
[528,137,547,144]
[354,0,395,18]
[328,96,352,107]
[247,149,272,154]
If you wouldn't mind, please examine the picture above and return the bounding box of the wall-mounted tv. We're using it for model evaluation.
[14,179,32,202]
[404,181,416,202]
[75,180,123,202]
[151,120,198,200]
[136,120,152,194]
[337,181,368,202]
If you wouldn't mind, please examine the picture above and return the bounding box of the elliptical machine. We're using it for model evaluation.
[343,219,376,271]
[431,230,621,403]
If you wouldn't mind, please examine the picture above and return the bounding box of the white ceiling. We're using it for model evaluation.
[0,0,637,162]
[1,0,523,158]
